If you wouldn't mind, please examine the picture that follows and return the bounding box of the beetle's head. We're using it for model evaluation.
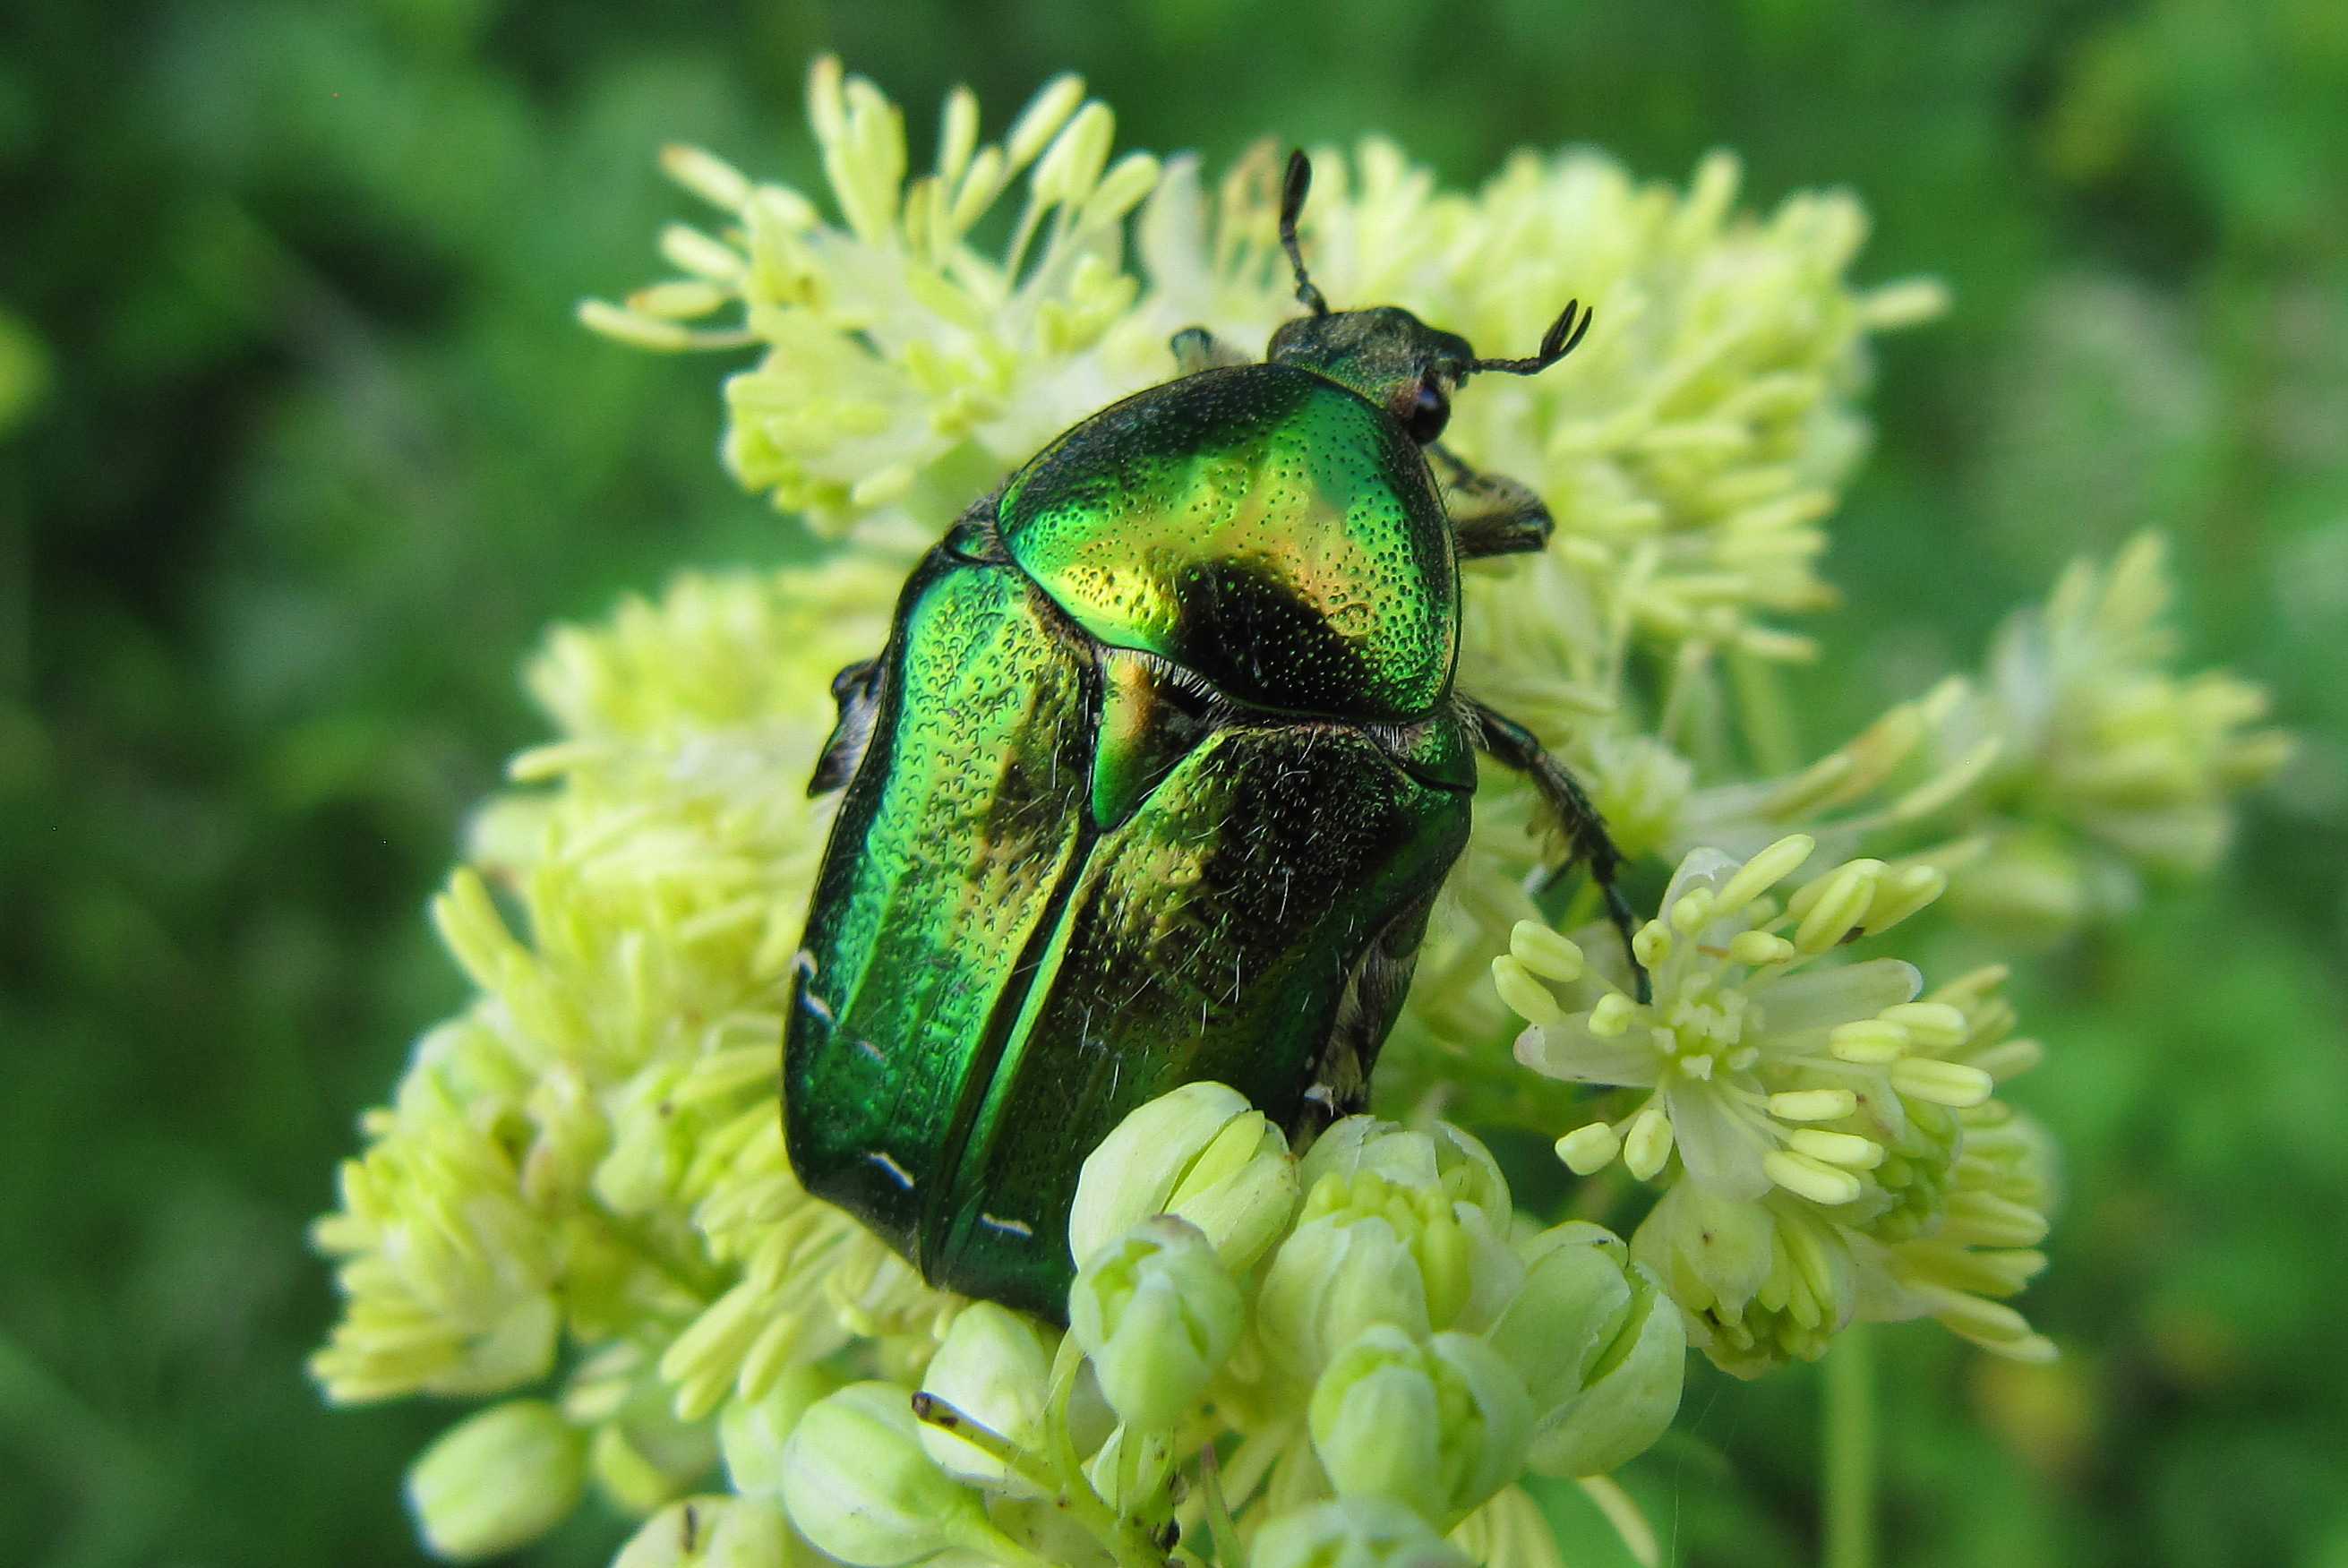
[1262,150,1592,447]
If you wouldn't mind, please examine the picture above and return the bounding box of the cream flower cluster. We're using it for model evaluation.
[803,1091,1690,1568]
[1941,534,2292,932]
[1495,837,2052,1374]
[316,56,2286,1568]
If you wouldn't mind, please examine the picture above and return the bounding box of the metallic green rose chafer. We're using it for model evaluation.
[787,153,1641,1320]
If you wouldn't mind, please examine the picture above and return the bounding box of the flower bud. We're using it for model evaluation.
[407,1399,587,1562]
[1257,1189,1430,1375]
[719,1365,839,1499]
[1068,1215,1241,1431]
[1943,829,2093,943]
[1259,1127,1522,1379]
[1307,1325,1533,1529]
[917,1302,1053,1489]
[1298,1117,1511,1222]
[1252,1496,1472,1568]
[1070,1082,1300,1273]
[1487,1223,1634,1410]
[593,1391,722,1515]
[1859,1099,1962,1243]
[613,1495,793,1568]
[1486,1222,1685,1476]
[779,1382,992,1567]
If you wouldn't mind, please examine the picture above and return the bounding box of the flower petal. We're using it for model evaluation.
[1750,958,1921,1049]
[1663,1078,1772,1199]
[1514,1020,1661,1089]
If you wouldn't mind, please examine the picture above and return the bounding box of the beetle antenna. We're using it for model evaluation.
[1468,299,1594,375]
[1279,149,1331,318]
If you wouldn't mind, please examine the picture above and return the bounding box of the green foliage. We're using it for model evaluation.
[5,1,2342,1564]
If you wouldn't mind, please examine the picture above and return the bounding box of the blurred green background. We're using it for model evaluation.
[4,0,2344,1564]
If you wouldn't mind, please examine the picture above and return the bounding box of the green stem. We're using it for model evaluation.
[1822,1324,1876,1568]
[1730,643,1803,779]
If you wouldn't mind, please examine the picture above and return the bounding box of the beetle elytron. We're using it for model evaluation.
[785,151,1640,1319]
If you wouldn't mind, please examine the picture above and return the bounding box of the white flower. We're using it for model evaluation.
[582,59,1166,538]
[1971,531,2291,872]
[1500,835,1986,1205]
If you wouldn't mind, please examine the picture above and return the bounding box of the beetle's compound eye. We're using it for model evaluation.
[1403,379,1450,444]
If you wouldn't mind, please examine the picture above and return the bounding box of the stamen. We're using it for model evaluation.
[1589,994,1639,1038]
[1555,1122,1623,1175]
[1792,861,1881,952]
[1788,1129,1884,1170]
[1491,955,1562,1026]
[659,143,752,210]
[1768,1088,1857,1121]
[1829,1019,1908,1064]
[1667,889,1715,934]
[1880,1002,1967,1049]
[1623,1107,1675,1180]
[1858,864,1948,933]
[1511,921,1586,982]
[1764,1151,1862,1205]
[1727,930,1796,967]
[1003,73,1087,168]
[1890,1058,1992,1108]
[1713,834,1815,917]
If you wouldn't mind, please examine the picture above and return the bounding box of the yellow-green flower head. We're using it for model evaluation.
[1251,1496,1472,1568]
[1307,1324,1535,1531]
[1867,1098,2056,1363]
[311,1066,570,1403]
[584,59,1166,536]
[1967,532,2291,877]
[1500,835,1986,1208]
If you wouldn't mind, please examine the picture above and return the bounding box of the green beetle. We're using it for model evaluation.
[786,152,1639,1320]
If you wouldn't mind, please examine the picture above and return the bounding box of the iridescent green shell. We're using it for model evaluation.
[786,364,1478,1317]
[999,364,1459,723]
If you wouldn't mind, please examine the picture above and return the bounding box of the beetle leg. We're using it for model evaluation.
[808,657,884,797]
[1435,443,1555,560]
[1170,325,1250,374]
[1459,696,1651,1001]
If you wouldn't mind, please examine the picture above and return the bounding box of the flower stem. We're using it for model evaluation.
[1822,1324,1876,1568]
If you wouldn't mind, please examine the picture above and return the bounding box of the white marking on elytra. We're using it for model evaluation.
[868,1151,915,1189]
[978,1212,1034,1238]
